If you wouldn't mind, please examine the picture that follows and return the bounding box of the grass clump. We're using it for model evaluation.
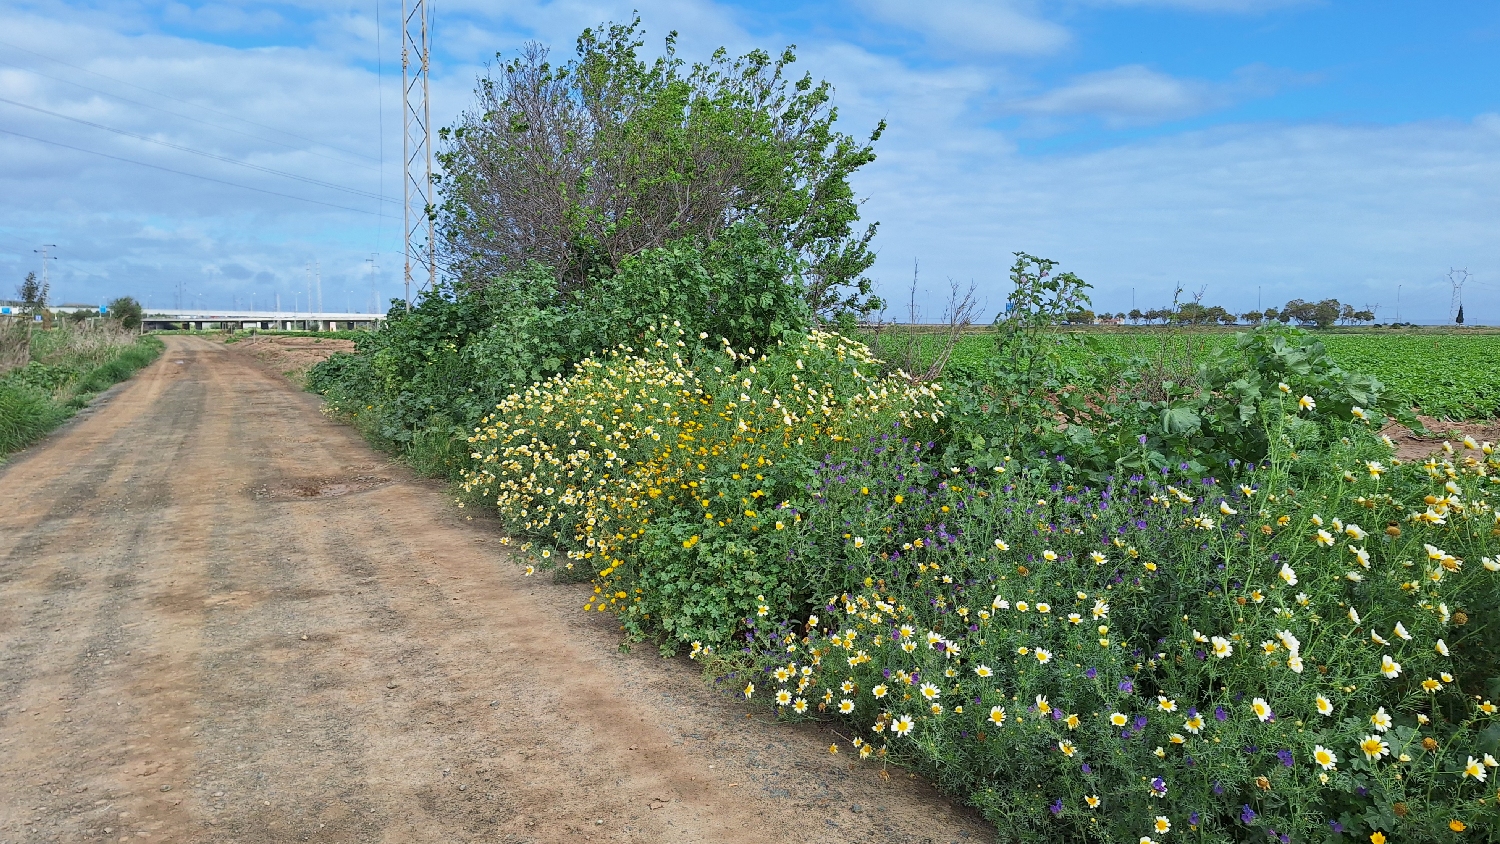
[0,324,162,458]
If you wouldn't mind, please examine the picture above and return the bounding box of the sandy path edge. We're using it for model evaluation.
[0,335,992,844]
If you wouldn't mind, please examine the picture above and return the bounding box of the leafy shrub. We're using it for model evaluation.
[739,417,1500,843]
[0,331,162,458]
[309,228,816,475]
[459,325,944,649]
[943,255,1420,480]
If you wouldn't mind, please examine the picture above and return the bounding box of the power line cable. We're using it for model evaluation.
[0,96,397,204]
[0,36,382,164]
[0,56,381,173]
[0,95,396,205]
[0,126,388,217]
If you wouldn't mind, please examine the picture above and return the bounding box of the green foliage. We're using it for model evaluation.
[308,229,814,475]
[436,17,883,322]
[0,330,162,459]
[743,426,1500,842]
[106,296,143,330]
[458,326,946,650]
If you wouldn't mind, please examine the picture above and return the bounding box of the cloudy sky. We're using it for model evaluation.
[1,1,1497,323]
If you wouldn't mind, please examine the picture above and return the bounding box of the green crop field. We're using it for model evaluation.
[908,329,1500,420]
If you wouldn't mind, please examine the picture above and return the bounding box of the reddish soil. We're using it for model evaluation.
[1383,415,1500,462]
[227,335,355,384]
[0,336,991,844]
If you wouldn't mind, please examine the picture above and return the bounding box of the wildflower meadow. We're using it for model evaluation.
[303,19,1500,841]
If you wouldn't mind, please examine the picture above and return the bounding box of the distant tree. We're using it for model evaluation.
[17,271,48,315]
[107,296,143,331]
[1456,304,1465,325]
[1262,307,1279,323]
[1062,308,1095,325]
[1282,298,1341,328]
[1128,308,1143,324]
[1241,310,1263,325]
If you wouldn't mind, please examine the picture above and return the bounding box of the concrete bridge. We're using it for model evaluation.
[141,309,385,332]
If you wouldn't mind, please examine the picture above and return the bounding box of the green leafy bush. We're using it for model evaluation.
[742,419,1500,843]
[458,325,944,650]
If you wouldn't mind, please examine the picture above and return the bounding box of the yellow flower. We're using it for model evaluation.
[1314,745,1337,770]
[1380,655,1402,679]
[1316,694,1334,716]
[1464,756,1488,781]
[1085,795,1100,809]
[743,682,755,699]
[1110,712,1128,727]
[1360,735,1390,761]
[1058,740,1076,757]
[994,538,1010,551]
[1450,820,1467,832]
[1370,832,1386,844]
[1043,550,1058,562]
[1155,816,1171,834]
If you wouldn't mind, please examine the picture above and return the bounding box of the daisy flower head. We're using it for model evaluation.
[1035,648,1052,664]
[1155,816,1171,834]
[1043,550,1058,562]
[1393,622,1411,640]
[1315,529,1335,547]
[993,538,1009,551]
[1435,639,1450,657]
[1359,735,1390,761]
[1299,395,1316,412]
[1035,695,1051,715]
[1316,694,1334,716]
[1348,607,1361,625]
[1220,501,1237,516]
[776,689,792,706]
[872,684,889,699]
[1184,714,1204,734]
[1085,795,1100,809]
[1058,740,1076,757]
[1370,707,1392,732]
[1279,564,1298,586]
[1313,745,1337,770]
[891,714,914,736]
[1380,655,1402,679]
[1278,381,1291,393]
[1421,677,1442,692]
[1090,550,1107,564]
[974,664,993,678]
[1287,654,1305,674]
[1110,712,1129,727]
[1211,636,1234,659]
[1251,697,1274,722]
[920,682,941,701]
[793,698,808,714]
[988,706,1007,726]
[1157,696,1177,713]
[743,682,755,699]
[1464,757,1488,781]
[839,698,855,714]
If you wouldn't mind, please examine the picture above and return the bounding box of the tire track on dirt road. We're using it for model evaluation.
[0,335,992,844]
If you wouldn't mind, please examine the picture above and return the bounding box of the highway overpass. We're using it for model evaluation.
[141,310,386,332]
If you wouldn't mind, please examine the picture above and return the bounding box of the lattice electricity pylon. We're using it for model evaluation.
[1448,267,1469,323]
[401,0,435,311]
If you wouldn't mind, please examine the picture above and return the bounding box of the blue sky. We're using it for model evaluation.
[0,0,1497,322]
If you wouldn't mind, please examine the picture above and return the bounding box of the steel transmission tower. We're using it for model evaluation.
[1448,268,1469,323]
[401,0,435,313]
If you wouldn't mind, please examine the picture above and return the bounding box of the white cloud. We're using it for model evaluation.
[858,0,1071,56]
[1005,64,1300,128]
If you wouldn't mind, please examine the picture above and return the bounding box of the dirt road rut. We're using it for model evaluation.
[0,336,990,844]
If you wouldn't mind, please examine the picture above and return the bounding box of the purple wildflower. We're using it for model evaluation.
[1240,805,1256,824]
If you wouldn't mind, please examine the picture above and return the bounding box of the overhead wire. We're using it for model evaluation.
[0,127,389,217]
[0,95,397,204]
[0,56,381,173]
[0,36,382,165]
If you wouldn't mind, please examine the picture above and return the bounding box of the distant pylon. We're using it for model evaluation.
[1448,268,1469,323]
[401,0,435,313]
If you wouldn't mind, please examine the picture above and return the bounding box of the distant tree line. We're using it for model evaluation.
[1107,298,1377,329]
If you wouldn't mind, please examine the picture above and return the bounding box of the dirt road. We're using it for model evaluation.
[0,336,990,844]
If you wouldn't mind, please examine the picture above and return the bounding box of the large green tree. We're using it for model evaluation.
[436,18,885,322]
